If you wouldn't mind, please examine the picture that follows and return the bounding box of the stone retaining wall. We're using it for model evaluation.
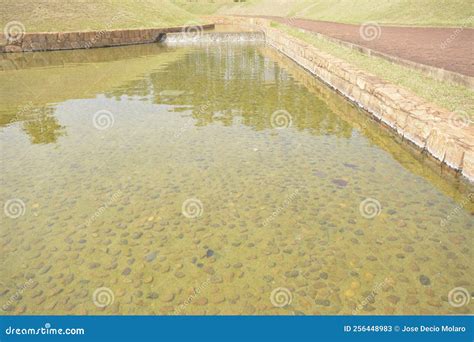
[216,16,473,182]
[0,24,215,53]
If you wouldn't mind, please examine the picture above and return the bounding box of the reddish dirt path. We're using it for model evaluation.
[256,16,474,77]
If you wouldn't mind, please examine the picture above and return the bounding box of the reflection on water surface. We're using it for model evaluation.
[0,42,472,315]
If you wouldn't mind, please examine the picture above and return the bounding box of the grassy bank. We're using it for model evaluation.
[3,1,470,33]
[175,0,473,27]
[272,22,473,117]
[1,0,201,32]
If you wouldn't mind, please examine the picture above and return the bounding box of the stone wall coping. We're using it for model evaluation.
[0,24,215,52]
[1,24,215,38]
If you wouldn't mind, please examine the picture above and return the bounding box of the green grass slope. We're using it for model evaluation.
[1,0,201,32]
[175,0,473,27]
[3,0,470,32]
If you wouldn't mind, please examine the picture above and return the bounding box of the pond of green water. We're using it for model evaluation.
[0,42,472,315]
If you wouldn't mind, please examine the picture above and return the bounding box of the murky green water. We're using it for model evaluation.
[0,42,472,315]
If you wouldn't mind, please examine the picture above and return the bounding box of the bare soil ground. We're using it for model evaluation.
[259,16,474,77]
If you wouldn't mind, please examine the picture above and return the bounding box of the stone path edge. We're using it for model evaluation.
[214,16,474,183]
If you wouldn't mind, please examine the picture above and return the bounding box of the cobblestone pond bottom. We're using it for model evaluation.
[0,42,472,315]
